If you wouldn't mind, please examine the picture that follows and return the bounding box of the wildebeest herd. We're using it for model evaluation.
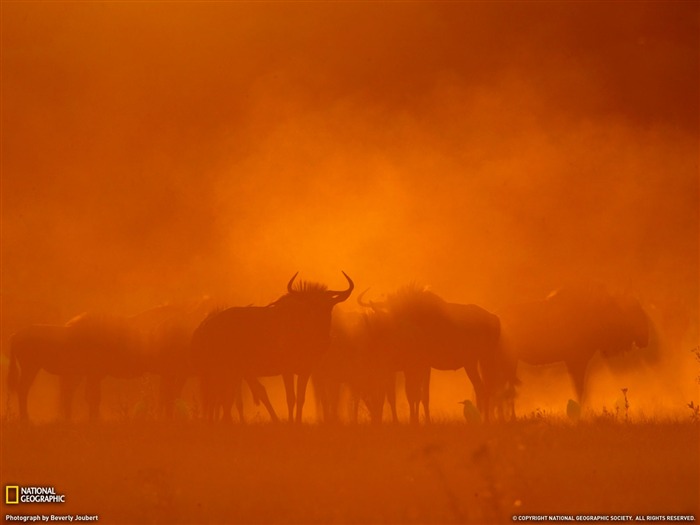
[5,273,650,423]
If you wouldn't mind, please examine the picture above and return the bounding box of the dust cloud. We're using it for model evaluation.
[2,2,698,418]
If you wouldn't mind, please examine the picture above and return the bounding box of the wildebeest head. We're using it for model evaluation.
[275,272,354,311]
[357,288,388,313]
[267,272,354,344]
[359,285,453,354]
[286,271,354,303]
[501,284,652,370]
[544,284,650,359]
[359,285,443,319]
[614,294,649,351]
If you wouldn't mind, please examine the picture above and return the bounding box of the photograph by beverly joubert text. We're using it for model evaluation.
[4,517,98,523]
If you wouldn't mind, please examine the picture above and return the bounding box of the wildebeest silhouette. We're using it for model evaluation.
[8,324,72,420]
[7,298,215,421]
[500,283,649,404]
[8,313,148,421]
[133,297,218,417]
[191,272,354,423]
[313,307,398,424]
[359,285,507,423]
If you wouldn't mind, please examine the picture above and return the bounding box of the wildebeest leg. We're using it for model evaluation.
[207,374,227,422]
[386,374,398,423]
[59,375,81,420]
[366,390,383,425]
[17,365,39,422]
[283,373,296,422]
[295,373,310,423]
[464,361,488,422]
[160,374,187,420]
[420,367,431,424]
[566,359,588,404]
[487,359,518,422]
[322,378,341,424]
[495,381,516,421]
[404,370,421,424]
[312,374,327,422]
[85,376,102,421]
[505,385,517,420]
[207,378,223,422]
[224,379,240,423]
[231,377,245,423]
[245,377,279,423]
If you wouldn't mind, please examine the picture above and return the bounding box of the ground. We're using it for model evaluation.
[2,421,698,524]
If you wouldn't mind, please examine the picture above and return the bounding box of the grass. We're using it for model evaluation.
[2,420,698,524]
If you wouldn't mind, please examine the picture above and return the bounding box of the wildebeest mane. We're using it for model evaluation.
[386,284,446,316]
[291,280,328,293]
[267,281,330,308]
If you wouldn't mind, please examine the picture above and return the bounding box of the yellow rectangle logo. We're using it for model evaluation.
[5,485,19,504]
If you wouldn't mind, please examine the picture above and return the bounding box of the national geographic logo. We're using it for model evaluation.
[5,486,66,504]
[5,486,18,505]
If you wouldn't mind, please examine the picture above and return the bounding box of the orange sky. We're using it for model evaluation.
[2,2,698,338]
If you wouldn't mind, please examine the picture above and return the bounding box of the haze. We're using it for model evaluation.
[2,2,698,416]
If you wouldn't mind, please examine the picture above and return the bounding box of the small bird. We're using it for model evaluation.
[458,400,482,424]
[566,399,581,421]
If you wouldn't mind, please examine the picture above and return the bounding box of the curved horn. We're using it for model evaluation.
[357,288,388,312]
[357,288,373,308]
[328,271,354,303]
[287,272,299,294]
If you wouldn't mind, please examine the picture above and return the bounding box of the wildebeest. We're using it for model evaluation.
[191,272,354,423]
[360,286,507,423]
[499,283,650,404]
[7,298,215,421]
[313,307,399,424]
[8,324,71,420]
[8,313,149,421]
[139,297,218,417]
